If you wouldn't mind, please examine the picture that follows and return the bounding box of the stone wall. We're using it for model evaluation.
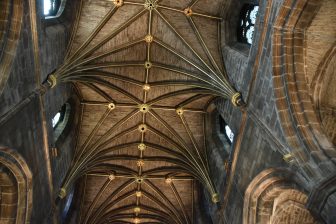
[0,0,334,223]
[203,113,288,223]
[0,0,79,223]
[203,0,336,222]
[0,0,35,117]
[202,0,308,223]
[0,168,18,222]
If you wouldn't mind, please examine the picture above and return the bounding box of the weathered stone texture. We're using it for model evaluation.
[0,98,53,223]
[0,0,334,223]
[223,120,287,224]
[245,0,285,142]
[0,0,79,223]
[202,1,294,222]
[204,115,288,223]
[0,170,17,222]
[0,1,35,117]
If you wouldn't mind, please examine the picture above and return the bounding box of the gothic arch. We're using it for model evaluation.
[0,0,23,95]
[270,189,316,224]
[312,45,336,146]
[0,147,33,224]
[272,0,336,175]
[243,168,316,224]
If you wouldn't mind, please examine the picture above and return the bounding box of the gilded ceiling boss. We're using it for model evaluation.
[0,0,334,223]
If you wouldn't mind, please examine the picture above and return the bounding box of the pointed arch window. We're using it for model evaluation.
[52,103,71,142]
[225,125,234,143]
[44,0,66,18]
[219,116,234,144]
[61,189,74,222]
[237,4,259,44]
[52,104,67,129]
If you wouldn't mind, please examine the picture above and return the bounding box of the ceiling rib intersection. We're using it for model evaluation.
[47,0,244,223]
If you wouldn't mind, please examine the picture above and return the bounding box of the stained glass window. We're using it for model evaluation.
[238,5,259,44]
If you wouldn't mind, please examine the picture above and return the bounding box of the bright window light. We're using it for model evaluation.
[52,112,61,128]
[238,4,259,44]
[225,125,234,143]
[250,6,259,24]
[44,0,52,15]
[246,27,255,44]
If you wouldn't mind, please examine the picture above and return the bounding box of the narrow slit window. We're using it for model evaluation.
[237,4,259,44]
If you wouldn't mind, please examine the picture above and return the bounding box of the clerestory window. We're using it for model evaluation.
[52,102,72,143]
[52,104,66,129]
[225,125,234,143]
[44,0,66,18]
[219,116,234,144]
[237,4,259,44]
[61,189,74,222]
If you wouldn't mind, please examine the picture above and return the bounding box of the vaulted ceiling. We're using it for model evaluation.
[48,0,243,223]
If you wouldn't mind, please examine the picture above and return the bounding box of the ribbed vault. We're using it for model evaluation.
[47,0,243,223]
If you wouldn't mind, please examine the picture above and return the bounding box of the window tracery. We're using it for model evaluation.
[237,4,259,44]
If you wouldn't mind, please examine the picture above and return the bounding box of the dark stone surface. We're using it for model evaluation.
[0,0,334,223]
[0,0,79,223]
[202,0,295,223]
[0,0,36,117]
[203,113,288,223]
[0,98,52,223]
[221,118,286,223]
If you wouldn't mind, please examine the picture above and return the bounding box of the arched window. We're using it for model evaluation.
[225,125,234,143]
[52,103,71,142]
[61,189,74,222]
[237,4,259,44]
[52,104,67,129]
[44,0,66,18]
[219,116,234,144]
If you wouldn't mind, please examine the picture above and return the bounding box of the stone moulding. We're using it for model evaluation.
[243,168,316,224]
[0,146,33,224]
[272,0,335,178]
[0,0,23,96]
